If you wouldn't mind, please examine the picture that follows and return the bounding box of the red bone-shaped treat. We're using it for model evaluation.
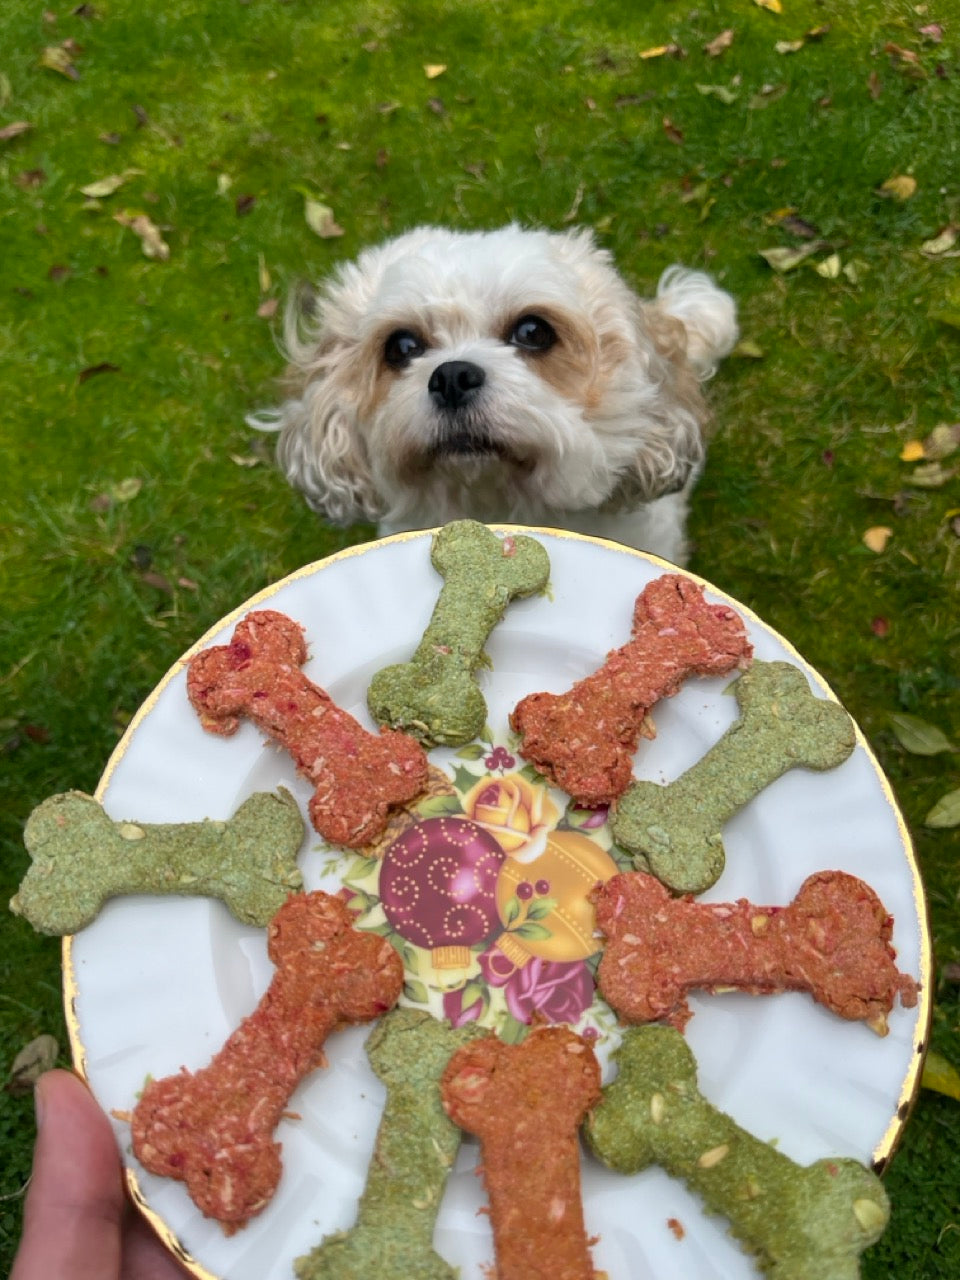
[510,574,752,806]
[441,1026,602,1280]
[131,891,403,1230]
[595,871,919,1034]
[187,609,429,847]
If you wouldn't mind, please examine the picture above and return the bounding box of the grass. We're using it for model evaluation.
[1,0,958,1273]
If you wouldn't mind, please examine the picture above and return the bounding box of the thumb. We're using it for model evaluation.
[11,1069,124,1280]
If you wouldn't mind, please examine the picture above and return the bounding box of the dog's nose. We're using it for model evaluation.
[428,360,486,412]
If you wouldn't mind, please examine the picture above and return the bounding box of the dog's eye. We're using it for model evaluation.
[384,329,426,369]
[508,314,557,353]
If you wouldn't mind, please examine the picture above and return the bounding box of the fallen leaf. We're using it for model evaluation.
[6,1035,59,1095]
[780,213,821,238]
[15,168,46,188]
[842,259,870,284]
[257,297,278,318]
[110,477,142,502]
[424,64,447,79]
[758,241,827,272]
[114,210,170,260]
[885,42,922,65]
[749,83,788,108]
[732,339,764,359]
[879,174,917,201]
[696,83,739,103]
[863,525,893,553]
[754,0,782,12]
[704,29,734,57]
[662,117,684,144]
[900,439,926,462]
[918,23,944,43]
[775,40,806,54]
[814,253,842,278]
[921,1048,960,1099]
[257,252,271,294]
[235,193,257,215]
[806,24,831,40]
[920,226,959,256]
[0,121,32,142]
[640,45,681,59]
[140,570,173,593]
[302,194,344,238]
[230,453,262,467]
[80,169,143,197]
[78,361,119,383]
[889,712,956,756]
[906,461,958,488]
[39,43,81,79]
[925,788,960,829]
[922,424,960,461]
[870,616,890,637]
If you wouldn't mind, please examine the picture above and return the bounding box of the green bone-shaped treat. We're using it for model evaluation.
[584,1026,890,1280]
[11,788,305,934]
[611,661,856,893]
[295,1008,485,1280]
[368,520,550,747]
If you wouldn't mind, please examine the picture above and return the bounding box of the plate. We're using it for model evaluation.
[65,527,931,1280]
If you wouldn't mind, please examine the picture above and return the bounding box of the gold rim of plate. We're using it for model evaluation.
[61,525,934,1280]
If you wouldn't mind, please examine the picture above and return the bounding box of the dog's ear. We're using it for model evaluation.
[251,292,382,527]
[650,266,738,379]
[273,357,382,526]
[601,267,737,511]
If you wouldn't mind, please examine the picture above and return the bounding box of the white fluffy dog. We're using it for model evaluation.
[253,224,737,564]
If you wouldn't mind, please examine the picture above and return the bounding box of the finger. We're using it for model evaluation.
[121,1204,195,1280]
[11,1069,123,1280]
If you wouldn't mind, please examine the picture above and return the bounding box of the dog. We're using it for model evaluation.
[252,224,737,565]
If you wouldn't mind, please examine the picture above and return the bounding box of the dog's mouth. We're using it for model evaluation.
[427,431,507,460]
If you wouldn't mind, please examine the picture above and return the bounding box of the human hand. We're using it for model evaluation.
[11,1069,192,1280]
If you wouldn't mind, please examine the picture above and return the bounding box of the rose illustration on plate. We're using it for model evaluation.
[461,771,559,860]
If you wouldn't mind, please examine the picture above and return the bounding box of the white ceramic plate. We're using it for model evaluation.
[65,527,930,1280]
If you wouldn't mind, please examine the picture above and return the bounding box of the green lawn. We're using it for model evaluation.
[2,0,958,1274]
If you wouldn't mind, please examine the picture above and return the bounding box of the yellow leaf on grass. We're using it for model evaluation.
[754,0,783,12]
[424,64,447,79]
[640,45,676,59]
[814,253,842,278]
[304,197,344,239]
[863,526,893,553]
[921,1049,960,1100]
[880,174,917,201]
[900,439,925,462]
[80,169,143,198]
[775,40,805,54]
[920,226,959,256]
[39,44,80,79]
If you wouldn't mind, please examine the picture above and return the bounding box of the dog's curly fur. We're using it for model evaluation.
[252,224,737,564]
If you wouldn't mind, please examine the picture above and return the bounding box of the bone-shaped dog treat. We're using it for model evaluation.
[296,1009,485,1280]
[441,1025,602,1280]
[131,891,403,1230]
[612,660,857,893]
[10,788,304,933]
[595,871,919,1033]
[510,574,752,806]
[186,609,429,848]
[584,1026,890,1279]
[368,520,550,747]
